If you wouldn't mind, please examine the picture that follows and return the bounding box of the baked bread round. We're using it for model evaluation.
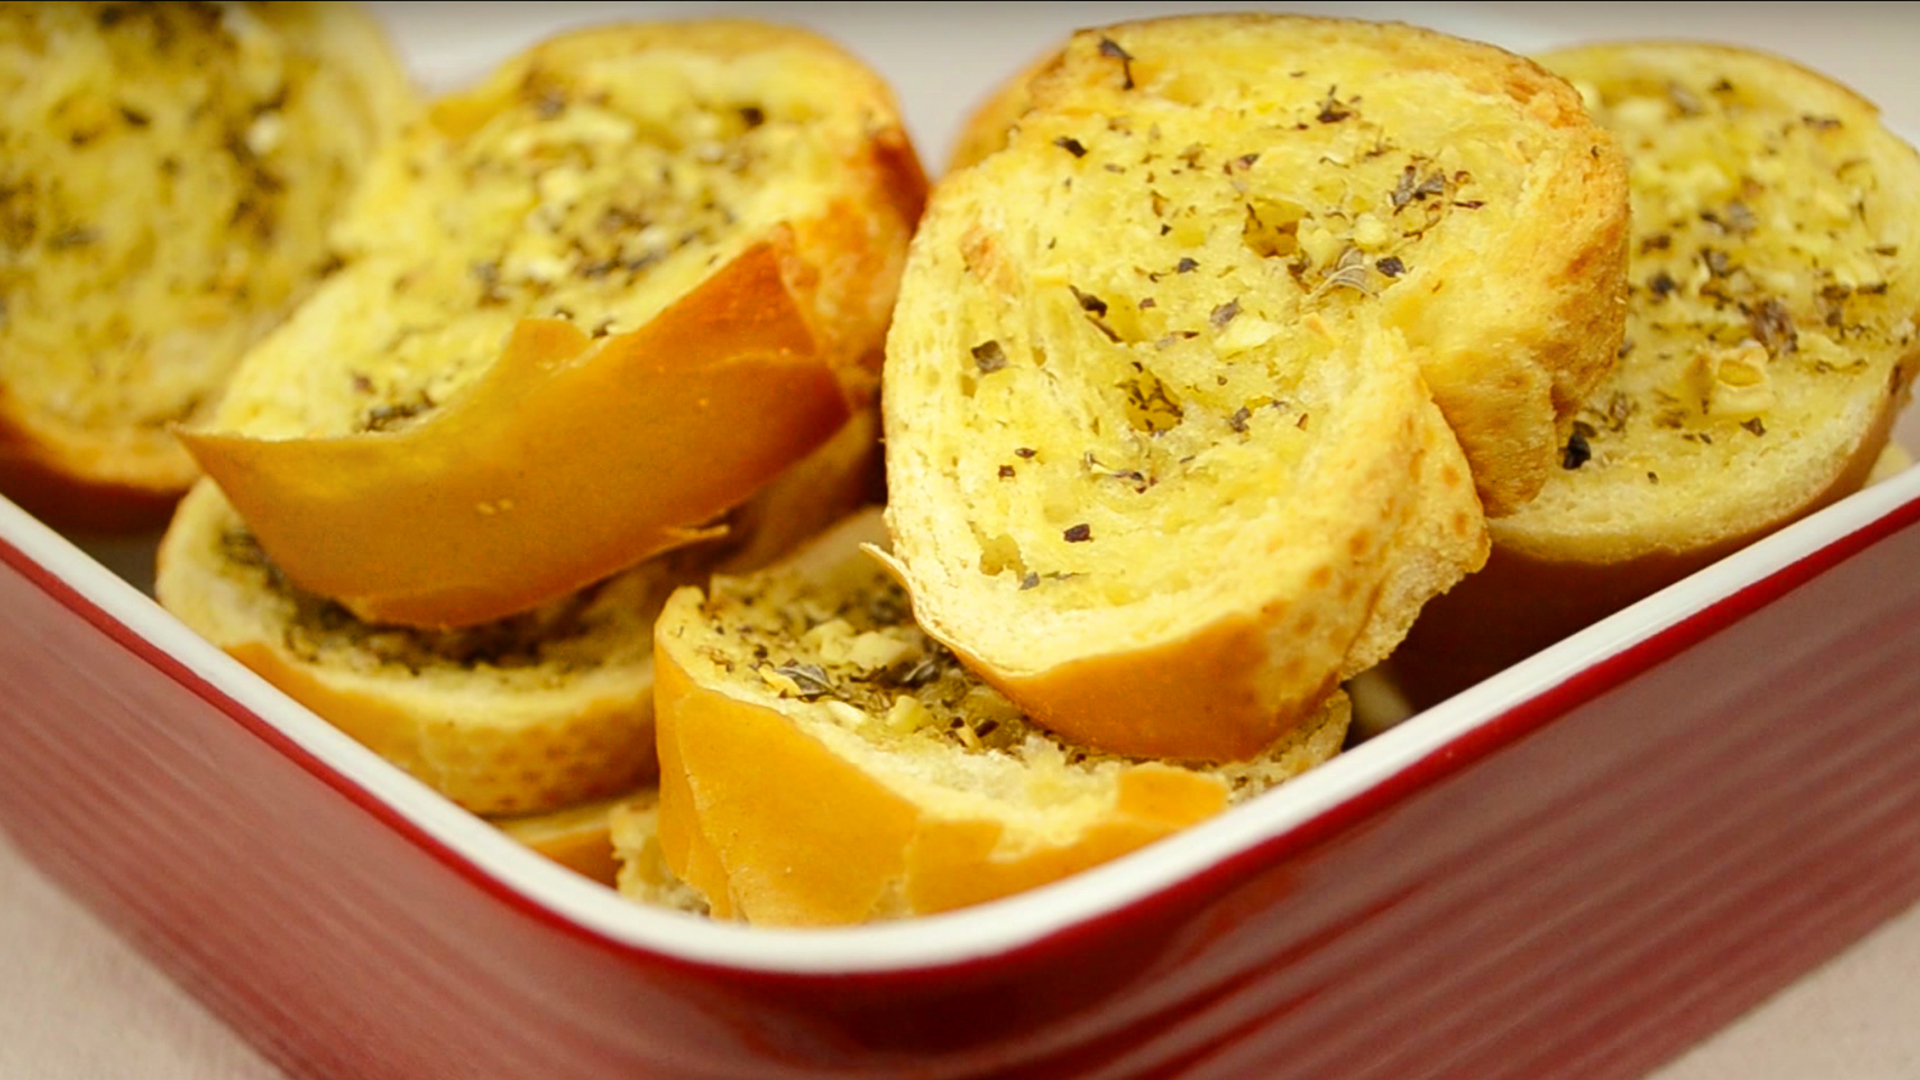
[934,13,1631,515]
[0,1,411,530]
[651,510,1350,926]
[178,19,925,628]
[157,409,878,817]
[885,14,1597,762]
[1393,42,1920,704]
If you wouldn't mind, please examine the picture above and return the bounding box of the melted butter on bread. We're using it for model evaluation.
[179,21,924,629]
[1392,43,1920,706]
[208,21,918,441]
[0,1,410,525]
[1511,49,1920,559]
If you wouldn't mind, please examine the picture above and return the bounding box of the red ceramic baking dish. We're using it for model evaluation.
[5,5,1920,1079]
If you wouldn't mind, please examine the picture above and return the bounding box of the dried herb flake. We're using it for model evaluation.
[1750,297,1798,354]
[1562,431,1592,470]
[1098,37,1136,90]
[1316,86,1353,124]
[770,662,834,700]
[971,340,1009,373]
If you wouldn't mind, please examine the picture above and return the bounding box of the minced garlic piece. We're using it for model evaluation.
[1689,341,1774,418]
[885,694,935,734]
[802,618,920,673]
[1351,213,1392,251]
[1213,313,1282,355]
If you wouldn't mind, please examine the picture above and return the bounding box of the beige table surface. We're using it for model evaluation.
[4,3,1918,1077]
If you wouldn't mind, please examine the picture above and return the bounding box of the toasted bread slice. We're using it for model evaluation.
[177,20,925,629]
[494,790,638,886]
[1393,43,1920,705]
[0,1,411,530]
[157,409,877,817]
[651,510,1349,926]
[607,793,710,915]
[934,14,1630,514]
[884,15,1545,762]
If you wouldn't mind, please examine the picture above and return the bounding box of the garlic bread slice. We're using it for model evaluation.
[0,1,410,529]
[157,409,878,817]
[937,14,1630,515]
[650,510,1348,926]
[180,20,924,628]
[1395,43,1920,703]
[887,15,1595,761]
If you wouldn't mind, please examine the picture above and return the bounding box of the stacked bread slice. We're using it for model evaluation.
[0,2,412,530]
[157,21,925,817]
[881,14,1628,764]
[645,510,1349,925]
[1392,42,1920,703]
[175,19,924,630]
[159,411,877,816]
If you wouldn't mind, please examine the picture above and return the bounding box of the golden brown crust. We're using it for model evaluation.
[1395,349,1908,707]
[182,238,850,629]
[0,428,184,532]
[156,411,880,817]
[952,607,1330,764]
[887,14,1546,762]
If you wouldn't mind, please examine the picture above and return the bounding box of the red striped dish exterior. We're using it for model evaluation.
[2,473,1919,1079]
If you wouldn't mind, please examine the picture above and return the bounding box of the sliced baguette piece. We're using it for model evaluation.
[650,510,1350,926]
[608,793,710,915]
[157,408,877,817]
[885,15,1546,762]
[933,14,1630,515]
[177,20,925,629]
[1392,43,1920,705]
[0,1,412,531]
[494,790,638,886]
